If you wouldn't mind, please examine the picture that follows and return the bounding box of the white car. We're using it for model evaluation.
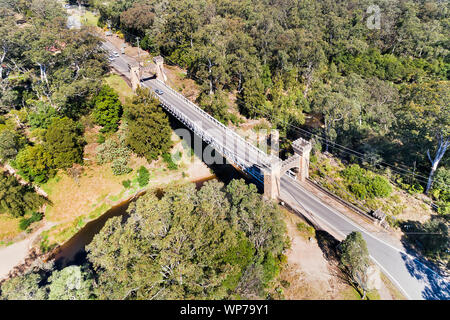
[113,52,120,57]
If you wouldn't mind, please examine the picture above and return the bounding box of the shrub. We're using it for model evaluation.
[367,176,392,198]
[262,252,280,284]
[407,183,424,195]
[124,88,172,162]
[111,158,132,175]
[0,172,48,217]
[296,222,315,238]
[342,164,392,199]
[0,130,25,162]
[97,134,105,144]
[19,212,43,231]
[97,139,128,164]
[341,164,367,184]
[44,117,85,169]
[437,201,449,216]
[92,85,122,133]
[431,168,450,215]
[96,137,132,175]
[173,151,182,162]
[137,166,150,187]
[28,102,59,129]
[15,144,54,183]
[122,179,131,188]
[162,153,178,170]
[350,183,368,200]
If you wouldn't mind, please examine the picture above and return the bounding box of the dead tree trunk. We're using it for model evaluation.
[425,134,449,194]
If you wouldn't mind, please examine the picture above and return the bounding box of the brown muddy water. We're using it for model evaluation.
[50,175,216,267]
[49,119,260,268]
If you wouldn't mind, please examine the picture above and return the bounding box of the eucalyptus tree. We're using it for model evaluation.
[340,231,371,299]
[399,81,449,193]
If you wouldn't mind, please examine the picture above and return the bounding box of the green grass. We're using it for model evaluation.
[81,11,99,27]
[380,272,406,300]
[87,203,111,220]
[108,189,126,203]
[296,222,316,240]
[341,287,380,300]
[19,212,43,231]
[104,74,133,101]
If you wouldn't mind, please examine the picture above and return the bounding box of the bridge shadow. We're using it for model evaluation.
[399,218,450,300]
[167,116,263,192]
[314,229,357,288]
[141,75,156,82]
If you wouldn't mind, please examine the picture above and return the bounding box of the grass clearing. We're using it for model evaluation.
[309,153,434,226]
[0,215,21,242]
[81,11,99,27]
[341,286,381,300]
[104,74,134,103]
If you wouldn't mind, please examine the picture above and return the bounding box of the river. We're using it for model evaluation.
[50,161,252,268]
[48,103,260,268]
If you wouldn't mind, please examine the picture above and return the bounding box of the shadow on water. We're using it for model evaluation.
[167,115,261,189]
[51,194,139,268]
[52,113,261,269]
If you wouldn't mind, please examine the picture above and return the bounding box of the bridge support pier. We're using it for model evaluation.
[292,138,312,182]
[263,138,312,200]
[130,66,141,91]
[153,56,167,83]
[263,159,282,200]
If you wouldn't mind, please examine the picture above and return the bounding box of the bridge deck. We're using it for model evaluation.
[142,79,278,183]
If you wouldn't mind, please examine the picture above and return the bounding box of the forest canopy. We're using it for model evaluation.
[92,0,449,203]
[0,179,288,300]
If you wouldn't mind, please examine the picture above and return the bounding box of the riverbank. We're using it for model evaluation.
[0,221,56,280]
[0,170,215,282]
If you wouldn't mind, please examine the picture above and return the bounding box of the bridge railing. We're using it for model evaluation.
[155,79,275,167]
[156,94,265,184]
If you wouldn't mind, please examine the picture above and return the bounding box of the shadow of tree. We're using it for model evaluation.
[399,217,448,267]
[315,230,340,263]
[315,230,368,298]
[400,252,450,300]
[399,217,450,300]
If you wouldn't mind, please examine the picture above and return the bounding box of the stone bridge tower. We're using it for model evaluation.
[153,56,167,83]
[291,137,312,182]
[130,66,141,91]
[263,158,282,200]
[263,137,312,200]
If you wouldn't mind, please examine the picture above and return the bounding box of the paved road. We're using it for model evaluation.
[281,176,450,300]
[102,40,450,300]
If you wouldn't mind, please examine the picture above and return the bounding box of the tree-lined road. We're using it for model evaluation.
[102,40,450,300]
